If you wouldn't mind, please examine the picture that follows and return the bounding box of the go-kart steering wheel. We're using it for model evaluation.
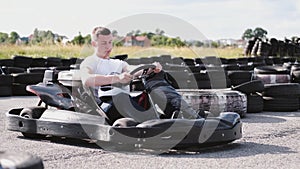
[129,64,157,76]
[102,64,157,90]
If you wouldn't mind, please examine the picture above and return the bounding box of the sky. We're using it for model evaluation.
[0,0,299,41]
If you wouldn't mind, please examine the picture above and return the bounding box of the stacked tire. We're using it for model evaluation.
[177,89,247,117]
[0,74,13,97]
[227,70,253,86]
[12,73,44,96]
[262,83,300,112]
[253,65,290,84]
[232,80,264,113]
[291,65,300,83]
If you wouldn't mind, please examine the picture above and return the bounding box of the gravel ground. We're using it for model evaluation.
[0,96,299,169]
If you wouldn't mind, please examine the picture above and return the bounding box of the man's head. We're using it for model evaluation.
[91,26,113,59]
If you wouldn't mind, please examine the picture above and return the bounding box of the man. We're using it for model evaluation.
[80,26,161,123]
[80,26,200,124]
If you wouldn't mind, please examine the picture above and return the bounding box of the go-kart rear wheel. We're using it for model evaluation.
[20,107,47,139]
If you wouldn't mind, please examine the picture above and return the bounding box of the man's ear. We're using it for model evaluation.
[91,40,97,47]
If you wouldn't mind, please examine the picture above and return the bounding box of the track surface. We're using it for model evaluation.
[1,96,299,169]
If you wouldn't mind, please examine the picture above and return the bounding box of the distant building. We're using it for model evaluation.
[123,36,151,47]
[54,34,69,45]
[16,37,29,44]
[218,39,247,48]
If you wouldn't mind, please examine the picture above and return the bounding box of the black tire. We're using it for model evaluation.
[177,89,247,118]
[238,64,254,71]
[165,71,190,89]
[0,74,13,86]
[12,84,34,96]
[232,80,264,94]
[171,57,184,65]
[227,70,252,79]
[0,86,12,97]
[46,57,62,67]
[221,64,239,71]
[27,67,48,73]
[13,55,33,69]
[164,65,188,72]
[247,94,264,113]
[291,69,300,83]
[0,59,14,67]
[30,58,46,67]
[0,151,44,169]
[1,66,25,74]
[126,58,141,65]
[61,59,72,67]
[263,96,299,112]
[112,54,128,60]
[188,80,211,89]
[254,65,289,74]
[254,74,291,84]
[20,107,47,139]
[263,83,300,97]
[230,78,251,86]
[13,73,44,85]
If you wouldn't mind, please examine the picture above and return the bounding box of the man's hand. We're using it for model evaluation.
[150,62,162,74]
[117,72,133,84]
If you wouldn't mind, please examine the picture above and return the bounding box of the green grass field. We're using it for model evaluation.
[0,44,244,59]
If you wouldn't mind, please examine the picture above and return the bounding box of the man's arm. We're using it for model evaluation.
[126,62,162,78]
[81,67,132,87]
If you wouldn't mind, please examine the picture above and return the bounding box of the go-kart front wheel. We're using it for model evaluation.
[20,107,47,139]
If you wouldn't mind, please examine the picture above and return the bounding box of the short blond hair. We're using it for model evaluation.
[92,26,111,41]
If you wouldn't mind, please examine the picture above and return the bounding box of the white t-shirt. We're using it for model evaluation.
[80,54,130,96]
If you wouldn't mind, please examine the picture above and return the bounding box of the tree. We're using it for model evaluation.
[253,27,268,39]
[155,28,165,36]
[71,32,85,45]
[111,30,118,37]
[211,41,219,48]
[8,31,20,44]
[242,27,268,40]
[134,29,141,36]
[242,29,254,40]
[83,34,91,44]
[0,32,9,43]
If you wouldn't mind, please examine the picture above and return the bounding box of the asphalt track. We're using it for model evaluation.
[0,96,299,169]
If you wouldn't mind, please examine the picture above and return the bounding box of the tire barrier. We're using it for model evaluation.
[2,54,300,114]
[0,56,85,96]
[245,37,300,57]
[177,89,247,117]
[262,83,300,112]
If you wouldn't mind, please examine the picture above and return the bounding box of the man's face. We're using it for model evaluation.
[93,34,113,59]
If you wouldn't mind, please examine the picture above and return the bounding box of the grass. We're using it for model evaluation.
[0,44,244,59]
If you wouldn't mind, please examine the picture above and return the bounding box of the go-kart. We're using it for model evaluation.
[6,64,242,151]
